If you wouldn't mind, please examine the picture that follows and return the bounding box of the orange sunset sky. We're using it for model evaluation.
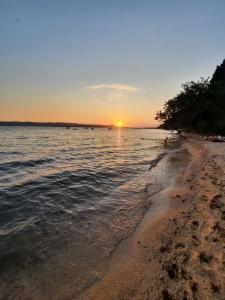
[1,1,225,127]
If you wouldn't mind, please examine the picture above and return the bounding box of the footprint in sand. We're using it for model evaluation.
[161,289,173,300]
[165,263,179,279]
[192,235,201,246]
[215,220,225,236]
[175,242,185,249]
[221,210,225,220]
[191,281,198,298]
[159,242,172,253]
[211,282,221,294]
[199,251,213,264]
[191,220,199,230]
[200,195,208,201]
[209,194,223,209]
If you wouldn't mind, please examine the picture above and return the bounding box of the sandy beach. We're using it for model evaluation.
[79,138,225,300]
[1,1,225,299]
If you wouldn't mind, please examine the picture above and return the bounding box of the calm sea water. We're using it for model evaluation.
[0,127,184,299]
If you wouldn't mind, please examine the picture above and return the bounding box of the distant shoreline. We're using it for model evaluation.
[0,121,157,129]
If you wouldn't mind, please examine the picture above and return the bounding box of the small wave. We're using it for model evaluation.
[0,158,54,171]
[16,136,29,140]
[148,152,167,170]
[148,139,186,171]
[0,151,22,156]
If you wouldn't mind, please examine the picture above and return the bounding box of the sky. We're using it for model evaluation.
[1,0,225,127]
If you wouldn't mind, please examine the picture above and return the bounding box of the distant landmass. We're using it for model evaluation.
[0,121,156,129]
[0,121,114,128]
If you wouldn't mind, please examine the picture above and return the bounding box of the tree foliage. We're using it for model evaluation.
[156,59,225,134]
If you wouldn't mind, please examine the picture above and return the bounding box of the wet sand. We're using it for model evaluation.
[79,138,225,300]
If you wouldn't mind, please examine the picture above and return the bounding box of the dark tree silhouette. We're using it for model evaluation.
[211,59,225,84]
[156,59,225,135]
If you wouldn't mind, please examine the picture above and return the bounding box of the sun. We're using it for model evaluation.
[116,121,123,127]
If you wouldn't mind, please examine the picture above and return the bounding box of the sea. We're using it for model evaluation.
[0,126,188,299]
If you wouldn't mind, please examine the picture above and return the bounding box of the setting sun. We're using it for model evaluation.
[116,121,123,127]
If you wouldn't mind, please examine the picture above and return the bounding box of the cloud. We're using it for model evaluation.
[88,84,139,93]
[87,83,139,101]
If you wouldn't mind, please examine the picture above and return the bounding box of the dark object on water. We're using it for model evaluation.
[164,137,168,146]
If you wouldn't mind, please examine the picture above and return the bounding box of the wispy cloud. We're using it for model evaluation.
[87,83,139,101]
[88,84,139,93]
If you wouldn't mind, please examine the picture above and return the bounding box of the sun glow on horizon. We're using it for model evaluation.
[116,121,123,127]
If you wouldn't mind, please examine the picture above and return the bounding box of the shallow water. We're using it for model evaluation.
[0,127,181,299]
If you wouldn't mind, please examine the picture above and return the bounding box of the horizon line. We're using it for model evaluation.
[0,120,157,129]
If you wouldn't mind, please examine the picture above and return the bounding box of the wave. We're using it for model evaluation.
[148,152,167,170]
[0,158,54,171]
[0,151,23,156]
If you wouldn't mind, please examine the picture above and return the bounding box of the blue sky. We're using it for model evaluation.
[1,0,225,126]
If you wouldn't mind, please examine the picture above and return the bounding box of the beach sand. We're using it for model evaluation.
[79,139,225,300]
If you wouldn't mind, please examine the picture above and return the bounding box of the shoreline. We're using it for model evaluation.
[79,138,225,300]
[0,129,173,300]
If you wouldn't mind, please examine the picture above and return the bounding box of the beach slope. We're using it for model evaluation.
[80,139,225,300]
